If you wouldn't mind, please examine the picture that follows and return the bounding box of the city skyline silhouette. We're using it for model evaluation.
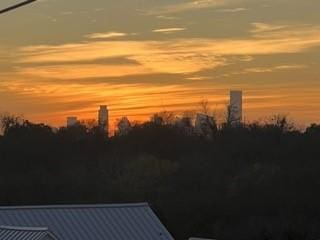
[1,2,320,240]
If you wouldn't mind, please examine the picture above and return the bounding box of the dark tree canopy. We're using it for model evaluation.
[0,114,320,240]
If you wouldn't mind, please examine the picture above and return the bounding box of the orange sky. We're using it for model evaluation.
[0,0,320,128]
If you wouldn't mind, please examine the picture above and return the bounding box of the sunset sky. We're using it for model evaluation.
[1,0,320,128]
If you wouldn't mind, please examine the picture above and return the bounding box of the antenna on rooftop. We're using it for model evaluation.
[0,0,37,15]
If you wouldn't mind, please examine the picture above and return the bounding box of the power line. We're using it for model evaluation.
[0,0,37,15]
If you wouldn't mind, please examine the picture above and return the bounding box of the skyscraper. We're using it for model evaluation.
[67,117,78,127]
[229,90,243,124]
[98,105,109,135]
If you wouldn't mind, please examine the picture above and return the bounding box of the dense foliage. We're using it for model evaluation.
[1,114,320,240]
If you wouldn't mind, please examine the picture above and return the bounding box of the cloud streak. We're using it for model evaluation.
[86,32,129,39]
[152,28,187,34]
[2,15,320,127]
[216,7,248,13]
[12,23,320,80]
[145,0,236,15]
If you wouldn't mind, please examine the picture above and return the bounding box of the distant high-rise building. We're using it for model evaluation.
[229,90,243,124]
[195,113,216,137]
[67,117,78,127]
[98,105,109,135]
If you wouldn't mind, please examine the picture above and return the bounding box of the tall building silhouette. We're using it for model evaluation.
[67,117,78,127]
[229,90,243,124]
[98,105,109,135]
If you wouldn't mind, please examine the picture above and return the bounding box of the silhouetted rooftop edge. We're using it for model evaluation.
[0,202,149,210]
[0,226,49,231]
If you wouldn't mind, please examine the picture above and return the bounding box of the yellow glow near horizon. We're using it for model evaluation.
[1,0,320,128]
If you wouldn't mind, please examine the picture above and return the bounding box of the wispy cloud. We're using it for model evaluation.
[9,23,320,82]
[146,0,233,15]
[251,22,289,34]
[86,32,129,39]
[186,76,212,81]
[216,7,248,13]
[250,22,320,39]
[243,65,307,74]
[219,64,308,79]
[152,28,187,34]
[15,64,151,79]
[156,15,180,20]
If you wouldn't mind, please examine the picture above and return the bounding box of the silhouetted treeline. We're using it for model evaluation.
[1,114,320,240]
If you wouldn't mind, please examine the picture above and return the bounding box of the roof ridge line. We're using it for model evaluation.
[0,202,149,210]
[0,226,49,231]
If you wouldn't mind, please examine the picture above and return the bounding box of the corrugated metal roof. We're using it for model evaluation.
[0,226,55,240]
[0,203,174,240]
